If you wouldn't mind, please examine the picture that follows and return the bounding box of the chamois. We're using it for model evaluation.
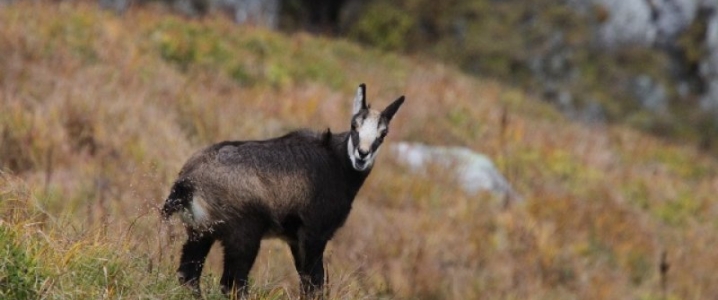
[162,84,405,297]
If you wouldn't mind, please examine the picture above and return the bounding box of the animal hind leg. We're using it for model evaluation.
[177,228,215,296]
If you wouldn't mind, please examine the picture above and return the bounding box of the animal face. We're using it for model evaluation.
[347,84,405,171]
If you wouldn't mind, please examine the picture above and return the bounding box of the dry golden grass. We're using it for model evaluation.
[1,1,718,299]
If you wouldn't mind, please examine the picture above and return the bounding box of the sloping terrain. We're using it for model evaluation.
[1,1,718,299]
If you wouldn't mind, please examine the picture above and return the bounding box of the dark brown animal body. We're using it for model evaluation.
[162,84,404,298]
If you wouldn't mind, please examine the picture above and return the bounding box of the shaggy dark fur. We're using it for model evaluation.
[162,85,404,298]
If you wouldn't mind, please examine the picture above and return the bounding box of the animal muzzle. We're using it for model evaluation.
[357,148,370,159]
[353,149,373,171]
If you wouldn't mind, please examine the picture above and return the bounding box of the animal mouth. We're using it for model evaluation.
[354,158,368,170]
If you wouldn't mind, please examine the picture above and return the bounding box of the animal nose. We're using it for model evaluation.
[357,149,369,159]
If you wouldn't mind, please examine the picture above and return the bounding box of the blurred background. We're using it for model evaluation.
[100,0,718,150]
[1,0,718,299]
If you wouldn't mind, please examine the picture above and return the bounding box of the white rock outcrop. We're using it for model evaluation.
[390,142,521,202]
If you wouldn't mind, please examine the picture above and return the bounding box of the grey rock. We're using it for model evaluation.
[172,0,205,17]
[578,0,718,117]
[652,0,698,46]
[98,0,280,28]
[99,0,130,13]
[633,74,668,113]
[589,0,697,48]
[699,4,718,113]
[581,101,608,124]
[390,142,521,202]
[218,0,279,27]
[593,0,658,48]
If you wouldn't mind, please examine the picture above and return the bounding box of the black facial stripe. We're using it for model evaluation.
[352,113,368,129]
[371,139,381,152]
[350,130,359,148]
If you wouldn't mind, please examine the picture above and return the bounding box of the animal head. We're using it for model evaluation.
[347,84,405,171]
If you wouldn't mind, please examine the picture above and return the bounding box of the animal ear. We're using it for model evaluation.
[381,96,405,122]
[352,83,367,115]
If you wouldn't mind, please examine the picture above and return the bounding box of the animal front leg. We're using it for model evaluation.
[289,240,303,272]
[295,237,328,299]
[177,229,215,296]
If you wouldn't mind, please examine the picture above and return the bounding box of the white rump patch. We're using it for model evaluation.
[180,195,210,228]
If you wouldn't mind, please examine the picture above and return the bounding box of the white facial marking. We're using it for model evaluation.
[358,113,380,152]
[348,136,358,169]
[348,111,385,171]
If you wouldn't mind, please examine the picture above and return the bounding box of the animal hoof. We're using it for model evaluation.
[177,271,202,296]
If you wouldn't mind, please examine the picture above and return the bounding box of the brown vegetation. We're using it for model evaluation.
[1,1,718,299]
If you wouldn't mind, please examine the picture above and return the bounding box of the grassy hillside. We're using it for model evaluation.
[1,1,718,299]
